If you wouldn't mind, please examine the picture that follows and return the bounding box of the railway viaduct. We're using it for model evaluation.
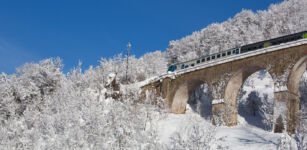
[141,39,307,134]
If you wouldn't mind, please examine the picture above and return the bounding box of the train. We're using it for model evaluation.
[167,31,307,72]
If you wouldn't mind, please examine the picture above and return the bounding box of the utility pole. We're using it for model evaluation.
[125,42,131,82]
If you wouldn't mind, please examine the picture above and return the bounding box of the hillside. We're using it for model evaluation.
[167,0,307,64]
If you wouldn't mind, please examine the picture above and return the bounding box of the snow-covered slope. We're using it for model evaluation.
[154,106,283,150]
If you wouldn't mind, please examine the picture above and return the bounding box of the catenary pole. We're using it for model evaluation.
[125,42,131,82]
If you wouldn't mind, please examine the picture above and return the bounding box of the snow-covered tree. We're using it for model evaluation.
[169,124,217,150]
[166,0,307,64]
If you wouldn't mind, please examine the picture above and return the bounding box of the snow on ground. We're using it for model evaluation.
[156,105,212,144]
[155,104,282,150]
[215,125,280,150]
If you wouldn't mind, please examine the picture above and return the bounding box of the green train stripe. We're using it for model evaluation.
[303,33,307,39]
[264,42,271,48]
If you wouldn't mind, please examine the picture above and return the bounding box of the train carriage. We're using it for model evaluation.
[168,31,307,73]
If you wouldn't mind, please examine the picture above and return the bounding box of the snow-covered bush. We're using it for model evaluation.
[169,124,217,150]
[295,120,307,150]
[99,51,167,84]
[278,133,298,150]
[0,58,64,120]
[0,56,169,149]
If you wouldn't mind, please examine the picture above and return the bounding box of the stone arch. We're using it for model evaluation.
[288,55,307,95]
[171,79,206,114]
[223,65,272,126]
[287,55,307,133]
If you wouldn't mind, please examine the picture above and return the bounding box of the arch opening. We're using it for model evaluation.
[237,70,275,131]
[224,66,274,128]
[187,83,212,120]
[171,79,210,115]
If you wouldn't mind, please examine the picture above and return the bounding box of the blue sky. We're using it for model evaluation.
[0,0,283,74]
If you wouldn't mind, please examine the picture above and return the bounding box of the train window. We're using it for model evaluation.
[222,53,226,57]
[212,56,215,60]
[227,51,231,55]
[283,39,286,42]
[167,65,176,71]
[217,54,221,58]
[236,49,239,54]
[207,57,210,61]
[191,64,195,67]
[181,64,185,69]
[167,66,172,71]
[201,58,205,62]
[232,50,236,54]
[185,65,189,68]
[197,60,200,64]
